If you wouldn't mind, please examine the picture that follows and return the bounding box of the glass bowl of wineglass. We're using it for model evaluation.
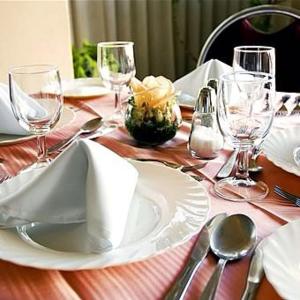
[9,64,63,170]
[215,71,275,202]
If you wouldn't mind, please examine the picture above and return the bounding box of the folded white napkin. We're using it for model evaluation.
[174,59,233,105]
[0,140,138,252]
[0,83,46,135]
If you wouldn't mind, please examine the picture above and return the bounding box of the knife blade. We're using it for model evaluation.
[164,213,227,300]
[216,149,238,179]
[241,240,265,300]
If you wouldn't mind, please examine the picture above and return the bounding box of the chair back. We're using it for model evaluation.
[198,5,300,92]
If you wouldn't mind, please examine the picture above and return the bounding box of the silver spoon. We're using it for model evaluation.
[47,117,103,154]
[293,146,300,166]
[200,214,256,300]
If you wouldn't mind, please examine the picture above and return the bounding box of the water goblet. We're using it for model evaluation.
[215,71,275,202]
[97,41,135,125]
[9,64,63,170]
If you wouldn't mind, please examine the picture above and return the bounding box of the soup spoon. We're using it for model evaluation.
[200,214,256,300]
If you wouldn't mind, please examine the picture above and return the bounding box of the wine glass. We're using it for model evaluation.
[97,41,136,125]
[233,46,275,165]
[215,71,275,202]
[233,46,275,76]
[9,64,63,170]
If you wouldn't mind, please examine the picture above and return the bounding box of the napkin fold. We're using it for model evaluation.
[0,140,139,252]
[174,59,232,104]
[0,83,46,135]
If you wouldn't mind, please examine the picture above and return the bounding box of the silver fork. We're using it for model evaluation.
[274,186,300,207]
[133,158,207,172]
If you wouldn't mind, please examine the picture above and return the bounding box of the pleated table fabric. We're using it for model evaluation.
[0,94,297,300]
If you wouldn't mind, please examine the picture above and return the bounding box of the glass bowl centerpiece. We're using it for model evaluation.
[125,76,182,146]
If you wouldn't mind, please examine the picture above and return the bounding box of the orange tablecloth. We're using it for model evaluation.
[0,95,299,300]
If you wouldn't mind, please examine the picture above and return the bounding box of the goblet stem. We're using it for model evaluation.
[114,85,122,113]
[236,146,250,180]
[37,134,50,165]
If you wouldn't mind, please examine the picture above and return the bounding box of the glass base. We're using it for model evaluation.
[214,177,269,202]
[106,110,124,127]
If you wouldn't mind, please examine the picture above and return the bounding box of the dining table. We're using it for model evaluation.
[0,91,299,300]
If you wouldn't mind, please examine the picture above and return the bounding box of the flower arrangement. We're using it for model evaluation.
[125,76,182,146]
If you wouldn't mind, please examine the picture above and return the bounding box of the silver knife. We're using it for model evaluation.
[216,149,238,179]
[241,240,265,300]
[164,213,227,300]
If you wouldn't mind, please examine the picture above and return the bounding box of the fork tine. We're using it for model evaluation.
[0,175,9,184]
[274,186,300,207]
[274,186,300,202]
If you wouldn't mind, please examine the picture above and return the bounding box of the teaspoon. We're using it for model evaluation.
[47,117,103,154]
[200,214,256,300]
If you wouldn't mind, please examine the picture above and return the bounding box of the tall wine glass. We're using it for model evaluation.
[233,46,275,165]
[9,64,63,169]
[215,71,275,202]
[97,41,135,125]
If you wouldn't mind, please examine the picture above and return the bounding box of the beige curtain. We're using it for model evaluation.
[70,0,249,81]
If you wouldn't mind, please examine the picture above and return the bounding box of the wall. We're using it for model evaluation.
[0,0,73,83]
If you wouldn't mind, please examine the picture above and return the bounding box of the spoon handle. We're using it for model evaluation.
[47,130,82,154]
[200,258,227,300]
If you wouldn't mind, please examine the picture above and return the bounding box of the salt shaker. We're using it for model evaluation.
[188,87,223,159]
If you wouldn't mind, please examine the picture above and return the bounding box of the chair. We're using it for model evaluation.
[197,5,300,92]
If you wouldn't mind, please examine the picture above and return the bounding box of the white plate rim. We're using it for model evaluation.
[62,78,111,98]
[0,160,210,270]
[263,127,300,176]
[263,219,300,300]
[0,106,75,146]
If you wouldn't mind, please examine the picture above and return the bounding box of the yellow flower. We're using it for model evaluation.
[130,76,175,108]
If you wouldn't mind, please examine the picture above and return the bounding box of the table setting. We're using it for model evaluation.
[0,42,299,300]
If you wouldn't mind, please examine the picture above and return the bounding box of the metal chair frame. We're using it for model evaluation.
[197,4,300,66]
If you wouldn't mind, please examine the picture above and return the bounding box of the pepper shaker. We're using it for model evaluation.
[207,78,218,108]
[188,87,223,159]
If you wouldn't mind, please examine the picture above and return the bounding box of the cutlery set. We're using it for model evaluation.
[276,94,300,116]
[165,214,226,300]
[165,214,262,300]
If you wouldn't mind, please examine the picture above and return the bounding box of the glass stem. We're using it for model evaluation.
[37,134,47,163]
[113,85,122,113]
[235,146,250,180]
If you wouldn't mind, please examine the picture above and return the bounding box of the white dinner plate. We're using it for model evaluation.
[263,219,300,300]
[263,126,300,176]
[62,78,111,99]
[0,106,75,145]
[0,160,209,270]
